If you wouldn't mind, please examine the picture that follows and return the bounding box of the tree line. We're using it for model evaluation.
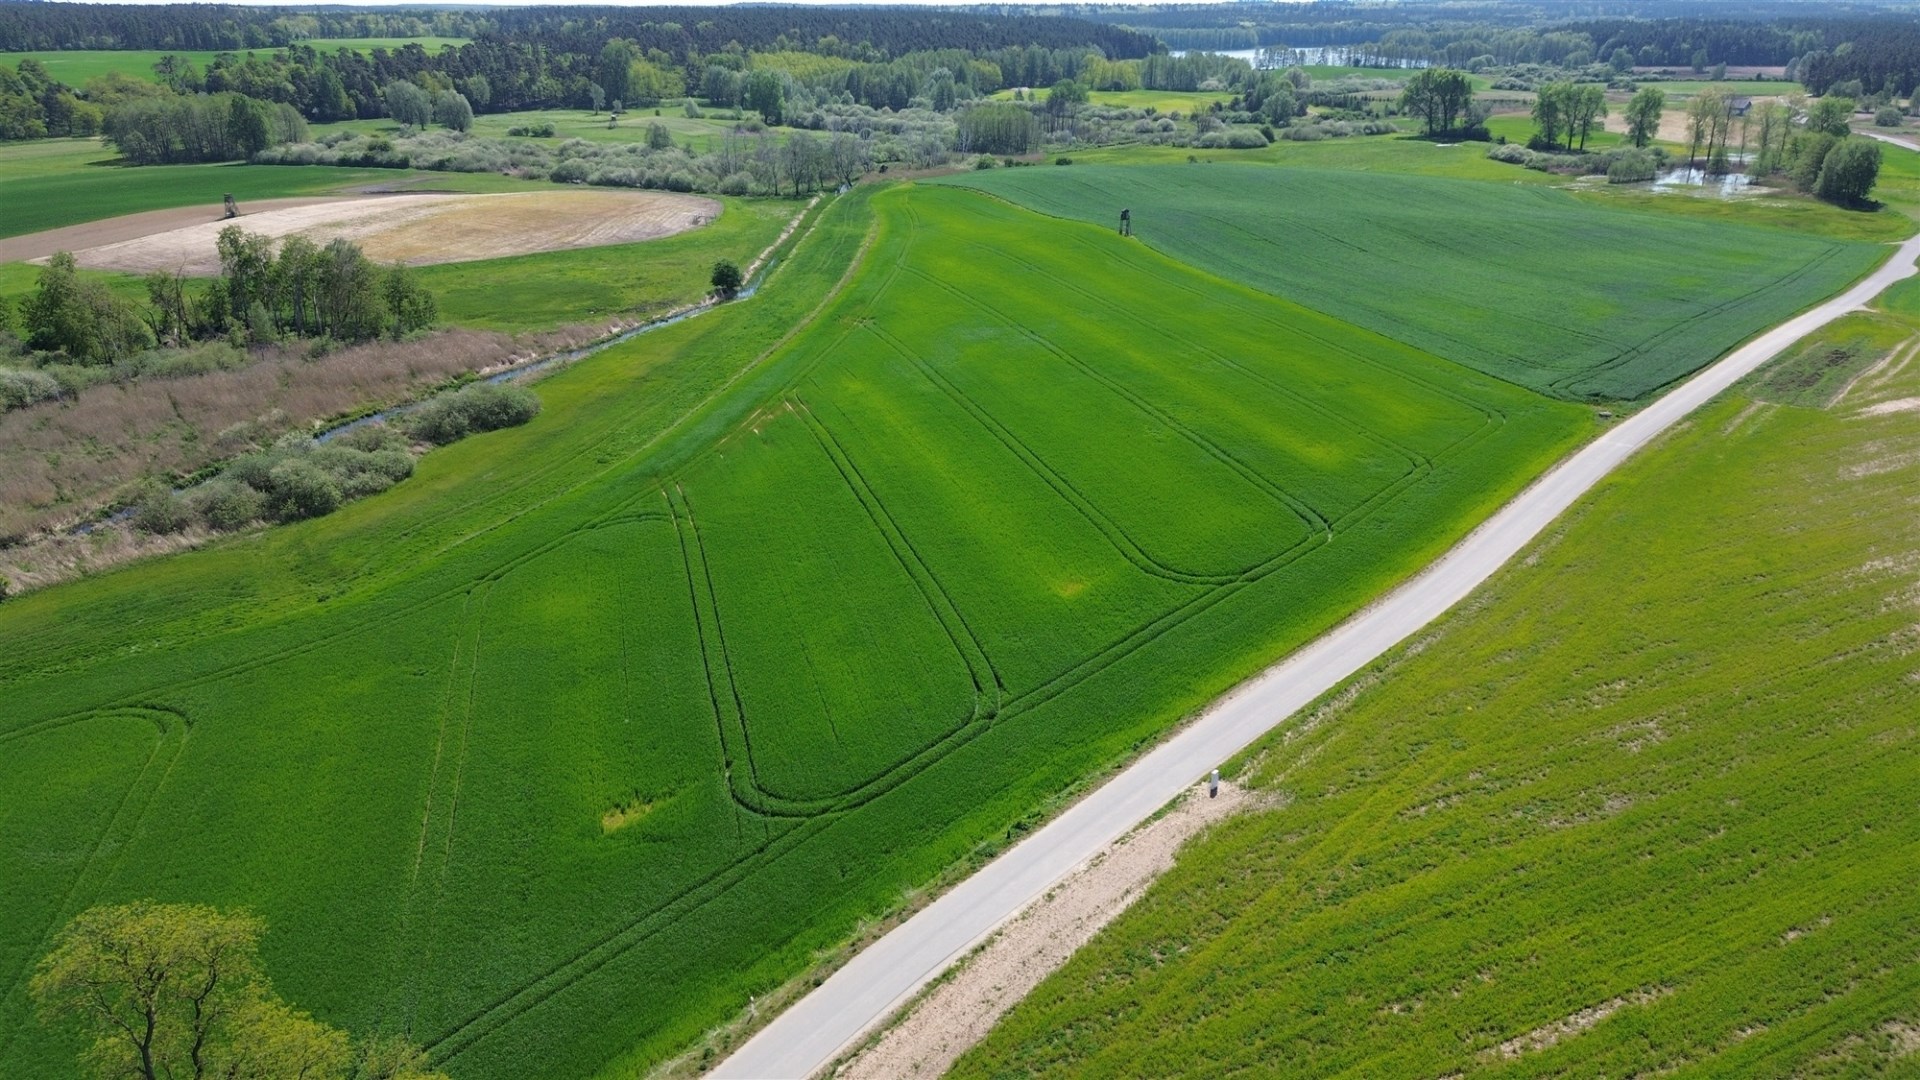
[18,228,436,367]
[0,3,1151,65]
[3,34,1161,142]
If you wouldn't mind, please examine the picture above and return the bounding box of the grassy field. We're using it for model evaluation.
[416,197,798,331]
[0,195,795,337]
[1485,112,1627,149]
[306,106,753,153]
[0,180,1586,1080]
[0,137,512,238]
[0,133,800,333]
[955,276,1920,1080]
[941,162,1885,401]
[991,87,1228,114]
[1642,78,1802,98]
[0,39,466,84]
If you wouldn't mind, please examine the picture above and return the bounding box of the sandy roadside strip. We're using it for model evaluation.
[831,781,1258,1080]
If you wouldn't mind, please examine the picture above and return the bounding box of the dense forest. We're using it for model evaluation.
[0,3,1155,135]
[0,4,1152,59]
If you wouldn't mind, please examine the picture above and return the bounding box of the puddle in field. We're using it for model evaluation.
[1652,168,1755,196]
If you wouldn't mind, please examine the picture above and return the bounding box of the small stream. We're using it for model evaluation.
[69,262,777,535]
[316,269,768,444]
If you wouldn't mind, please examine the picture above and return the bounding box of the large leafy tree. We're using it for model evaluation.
[31,902,448,1080]
[1624,86,1665,147]
[1399,67,1474,136]
[1813,137,1883,206]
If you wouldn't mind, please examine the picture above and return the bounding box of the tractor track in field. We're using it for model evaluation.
[708,227,1920,1080]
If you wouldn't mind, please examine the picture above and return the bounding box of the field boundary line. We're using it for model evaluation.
[708,230,1920,1080]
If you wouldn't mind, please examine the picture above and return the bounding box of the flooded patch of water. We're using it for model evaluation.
[1652,168,1755,197]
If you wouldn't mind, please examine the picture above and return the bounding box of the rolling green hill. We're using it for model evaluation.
[0,182,1585,1080]
[941,163,1884,402]
[955,292,1920,1080]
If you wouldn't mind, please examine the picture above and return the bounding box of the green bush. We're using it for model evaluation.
[214,434,414,525]
[264,457,342,521]
[332,422,409,454]
[131,484,191,535]
[187,479,268,531]
[404,382,541,445]
[0,366,64,411]
[1606,148,1661,183]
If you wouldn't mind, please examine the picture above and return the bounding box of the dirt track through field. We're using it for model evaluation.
[8,190,720,275]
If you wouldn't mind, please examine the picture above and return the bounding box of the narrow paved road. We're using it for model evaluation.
[713,231,1920,1080]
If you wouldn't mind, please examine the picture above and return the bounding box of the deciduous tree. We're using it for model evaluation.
[1531,81,1571,148]
[1625,86,1665,147]
[1813,137,1882,205]
[31,902,449,1080]
[1568,83,1608,150]
[383,80,431,129]
[1399,67,1475,136]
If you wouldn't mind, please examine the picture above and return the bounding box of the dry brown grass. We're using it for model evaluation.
[0,324,603,546]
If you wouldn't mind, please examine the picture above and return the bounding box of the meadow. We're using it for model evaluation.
[305,106,756,153]
[0,137,480,238]
[942,162,1886,401]
[0,181,1587,1080]
[413,197,797,331]
[955,275,1920,1080]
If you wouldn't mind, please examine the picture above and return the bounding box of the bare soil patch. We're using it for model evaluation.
[1486,988,1669,1060]
[0,197,352,264]
[19,190,720,275]
[831,781,1260,1080]
[1861,396,1920,416]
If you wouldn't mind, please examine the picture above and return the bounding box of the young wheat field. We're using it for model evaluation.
[0,182,1588,1080]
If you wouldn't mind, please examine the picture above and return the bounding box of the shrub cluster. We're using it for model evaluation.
[402,382,541,445]
[0,342,254,416]
[127,382,541,537]
[1282,119,1398,141]
[0,365,64,411]
[137,424,415,534]
[1193,127,1273,149]
[1488,142,1670,181]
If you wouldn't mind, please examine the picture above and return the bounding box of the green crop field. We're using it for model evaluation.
[941,162,1885,401]
[0,133,796,333]
[1,49,231,84]
[954,296,1920,1079]
[0,181,1587,1080]
[416,198,798,332]
[0,197,796,335]
[306,107,754,153]
[0,136,491,238]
